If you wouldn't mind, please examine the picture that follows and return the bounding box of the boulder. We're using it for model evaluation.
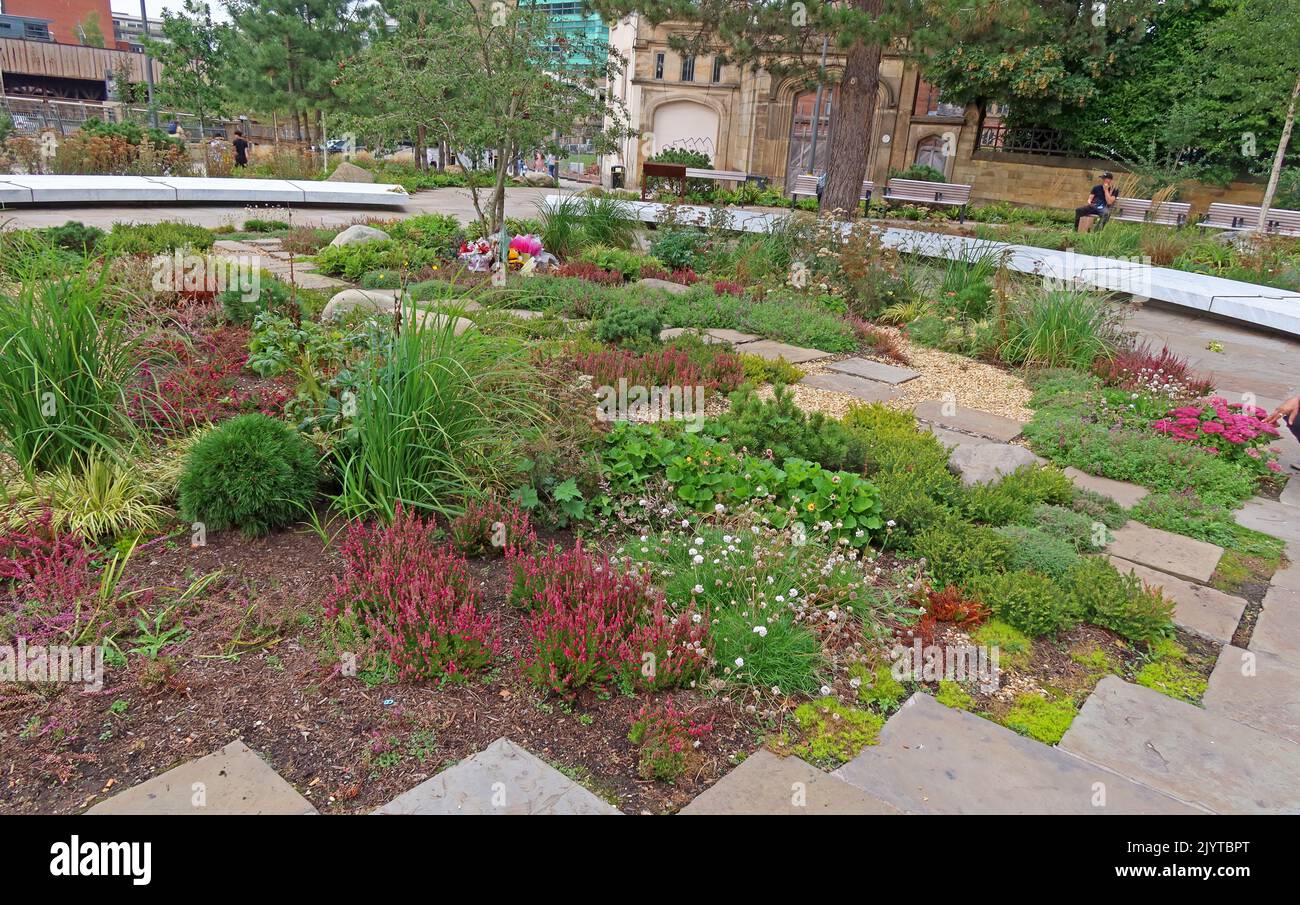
[321,288,402,322]
[522,171,556,187]
[327,161,375,183]
[947,442,1042,486]
[328,224,390,248]
[638,277,693,295]
[410,310,474,336]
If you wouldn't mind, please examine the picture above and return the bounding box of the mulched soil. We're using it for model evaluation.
[0,522,765,816]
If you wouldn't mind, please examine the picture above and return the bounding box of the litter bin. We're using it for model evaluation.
[610,165,625,189]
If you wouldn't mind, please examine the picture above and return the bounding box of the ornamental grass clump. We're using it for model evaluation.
[510,541,708,695]
[324,505,499,683]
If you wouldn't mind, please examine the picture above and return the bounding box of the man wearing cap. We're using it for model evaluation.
[1075,172,1118,232]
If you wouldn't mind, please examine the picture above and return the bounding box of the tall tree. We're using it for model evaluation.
[336,0,627,234]
[145,1,233,134]
[221,0,379,142]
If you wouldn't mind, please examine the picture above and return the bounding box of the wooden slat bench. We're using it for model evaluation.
[641,161,687,201]
[1109,197,1191,227]
[789,173,874,202]
[883,178,973,220]
[1200,202,1300,237]
[684,167,748,185]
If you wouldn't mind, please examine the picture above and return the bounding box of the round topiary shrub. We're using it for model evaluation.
[178,414,319,537]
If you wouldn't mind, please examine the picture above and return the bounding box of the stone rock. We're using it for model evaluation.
[86,740,317,815]
[327,161,375,183]
[1106,555,1245,643]
[1250,584,1300,666]
[1203,645,1300,744]
[825,357,920,385]
[321,288,402,322]
[410,310,474,336]
[739,340,832,364]
[1063,467,1148,509]
[1105,521,1223,584]
[680,750,902,815]
[923,424,997,451]
[1235,498,1300,545]
[328,223,390,248]
[1060,676,1300,814]
[661,327,760,345]
[522,170,556,187]
[638,277,693,295]
[833,693,1200,814]
[947,442,1042,486]
[373,738,620,815]
[914,400,1025,442]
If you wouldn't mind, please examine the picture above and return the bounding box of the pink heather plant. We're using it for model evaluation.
[628,698,714,782]
[324,504,499,683]
[510,541,709,695]
[448,497,537,558]
[1152,397,1282,475]
[0,512,99,643]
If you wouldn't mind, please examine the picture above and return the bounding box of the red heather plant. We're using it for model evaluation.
[130,327,291,435]
[713,280,744,297]
[848,316,911,365]
[448,497,537,557]
[628,698,714,782]
[1094,342,1214,399]
[571,346,745,396]
[554,262,623,286]
[1152,397,1283,475]
[640,266,701,286]
[510,541,708,695]
[324,505,499,684]
[0,512,98,643]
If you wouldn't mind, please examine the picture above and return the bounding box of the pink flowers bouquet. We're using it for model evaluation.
[1152,397,1282,475]
[509,233,543,257]
[457,237,494,272]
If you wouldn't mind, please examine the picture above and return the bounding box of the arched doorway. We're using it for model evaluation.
[786,87,839,188]
[650,100,720,162]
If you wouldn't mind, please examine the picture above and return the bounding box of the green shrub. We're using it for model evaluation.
[579,244,661,281]
[994,524,1082,578]
[315,240,442,280]
[388,213,462,252]
[935,680,976,711]
[739,353,805,385]
[912,522,1013,589]
[594,302,663,346]
[1001,693,1078,744]
[101,221,214,255]
[971,569,1079,637]
[872,471,954,546]
[221,277,295,326]
[1134,659,1207,703]
[41,221,105,255]
[1060,557,1174,644]
[711,384,868,473]
[649,228,705,271]
[1030,503,1109,552]
[243,218,291,232]
[1130,491,1241,549]
[654,285,857,353]
[853,662,908,711]
[1069,488,1128,530]
[792,697,884,765]
[178,414,319,537]
[997,287,1118,369]
[842,404,962,502]
[360,269,404,290]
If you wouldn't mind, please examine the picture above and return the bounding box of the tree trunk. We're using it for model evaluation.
[1258,71,1300,233]
[417,124,428,171]
[822,0,884,218]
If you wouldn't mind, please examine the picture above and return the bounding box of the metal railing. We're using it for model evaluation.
[977,123,1077,157]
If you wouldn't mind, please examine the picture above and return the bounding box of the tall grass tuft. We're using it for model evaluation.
[998,287,1119,370]
[334,303,542,521]
[0,271,137,475]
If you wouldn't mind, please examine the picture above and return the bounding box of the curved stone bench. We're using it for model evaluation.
[0,175,409,207]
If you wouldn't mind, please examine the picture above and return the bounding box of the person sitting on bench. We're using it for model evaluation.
[1075,172,1117,232]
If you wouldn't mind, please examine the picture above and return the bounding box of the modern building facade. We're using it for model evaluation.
[112,13,165,52]
[532,0,607,66]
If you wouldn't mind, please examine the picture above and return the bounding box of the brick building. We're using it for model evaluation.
[0,0,114,47]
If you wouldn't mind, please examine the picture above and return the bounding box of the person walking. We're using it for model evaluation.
[232,130,251,169]
[1074,171,1117,232]
[546,152,557,180]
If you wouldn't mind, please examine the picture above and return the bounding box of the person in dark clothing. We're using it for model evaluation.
[232,131,250,168]
[1074,171,1117,231]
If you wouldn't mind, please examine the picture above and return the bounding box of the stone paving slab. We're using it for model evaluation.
[922,424,998,450]
[1105,521,1224,584]
[660,327,760,345]
[680,750,903,815]
[740,340,832,364]
[86,740,317,815]
[832,694,1201,815]
[1063,467,1148,509]
[1060,676,1300,814]
[912,401,1024,441]
[825,357,920,385]
[372,738,621,815]
[1270,547,1300,594]
[1251,585,1300,666]
[800,371,901,403]
[1234,498,1300,545]
[1203,645,1300,745]
[1106,555,1245,644]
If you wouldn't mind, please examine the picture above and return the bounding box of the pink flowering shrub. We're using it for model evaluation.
[0,512,98,643]
[628,698,714,782]
[509,541,709,695]
[1094,343,1214,400]
[324,505,499,683]
[571,345,745,396]
[639,266,701,286]
[713,280,744,297]
[448,497,537,558]
[1152,397,1282,475]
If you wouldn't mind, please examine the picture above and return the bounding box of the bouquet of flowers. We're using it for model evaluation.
[507,234,544,270]
[458,237,494,272]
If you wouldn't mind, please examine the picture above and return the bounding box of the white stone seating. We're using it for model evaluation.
[0,174,409,207]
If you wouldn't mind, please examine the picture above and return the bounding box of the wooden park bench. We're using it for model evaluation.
[1108,197,1192,227]
[641,161,687,200]
[883,178,973,221]
[1200,202,1300,237]
[684,167,748,186]
[789,173,874,204]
